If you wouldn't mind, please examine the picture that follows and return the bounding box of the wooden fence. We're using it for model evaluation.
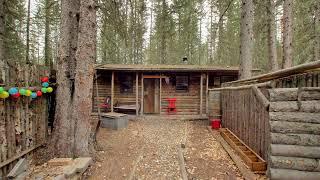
[0,64,49,178]
[208,61,320,162]
[220,87,270,160]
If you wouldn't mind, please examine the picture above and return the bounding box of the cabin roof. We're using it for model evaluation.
[95,64,240,72]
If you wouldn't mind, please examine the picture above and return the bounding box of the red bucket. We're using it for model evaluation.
[211,119,221,129]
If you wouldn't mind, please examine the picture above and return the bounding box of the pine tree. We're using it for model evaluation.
[267,0,278,71]
[282,0,293,68]
[239,0,254,79]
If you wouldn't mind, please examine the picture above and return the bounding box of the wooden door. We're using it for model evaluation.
[144,79,155,113]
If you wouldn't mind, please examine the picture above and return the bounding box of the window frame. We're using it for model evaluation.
[175,74,189,92]
[118,74,134,94]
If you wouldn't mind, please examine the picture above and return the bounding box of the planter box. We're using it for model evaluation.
[220,128,267,172]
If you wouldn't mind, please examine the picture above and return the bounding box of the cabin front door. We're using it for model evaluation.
[143,78,160,114]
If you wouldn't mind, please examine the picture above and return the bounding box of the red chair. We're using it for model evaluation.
[167,98,177,114]
[101,96,111,111]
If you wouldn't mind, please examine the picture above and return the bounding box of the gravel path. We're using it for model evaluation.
[134,118,186,179]
[86,116,243,180]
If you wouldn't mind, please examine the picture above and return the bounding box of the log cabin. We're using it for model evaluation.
[93,64,240,116]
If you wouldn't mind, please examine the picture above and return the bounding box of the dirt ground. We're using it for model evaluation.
[85,117,243,180]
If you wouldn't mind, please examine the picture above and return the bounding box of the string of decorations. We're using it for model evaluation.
[0,76,54,100]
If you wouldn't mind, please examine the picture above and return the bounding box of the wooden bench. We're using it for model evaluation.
[114,102,140,113]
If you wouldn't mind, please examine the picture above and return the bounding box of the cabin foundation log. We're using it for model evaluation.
[298,87,320,100]
[271,133,320,146]
[271,144,320,159]
[269,101,299,112]
[270,112,320,123]
[269,88,298,101]
[299,101,320,112]
[270,121,320,134]
[270,156,320,171]
[269,168,320,180]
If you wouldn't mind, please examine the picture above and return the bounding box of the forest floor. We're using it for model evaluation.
[85,116,244,180]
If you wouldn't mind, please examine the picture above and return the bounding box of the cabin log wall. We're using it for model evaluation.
[160,73,205,115]
[92,72,142,113]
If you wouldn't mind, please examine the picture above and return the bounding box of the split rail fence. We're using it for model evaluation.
[0,64,49,178]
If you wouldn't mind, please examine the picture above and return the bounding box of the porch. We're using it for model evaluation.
[93,64,239,116]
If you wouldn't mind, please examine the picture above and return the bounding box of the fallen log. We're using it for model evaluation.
[269,88,298,102]
[271,133,320,146]
[269,102,299,112]
[271,144,320,159]
[269,168,320,180]
[269,112,320,124]
[270,121,320,135]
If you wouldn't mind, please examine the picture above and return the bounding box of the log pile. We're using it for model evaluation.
[268,87,320,180]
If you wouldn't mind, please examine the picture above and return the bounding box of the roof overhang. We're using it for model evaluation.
[95,64,241,73]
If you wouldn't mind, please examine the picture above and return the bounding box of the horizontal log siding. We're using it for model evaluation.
[160,74,205,115]
[268,88,320,179]
[221,88,270,160]
[92,74,111,113]
[92,73,141,113]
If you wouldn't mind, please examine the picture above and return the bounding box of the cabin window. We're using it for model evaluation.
[175,75,189,92]
[119,74,133,93]
[221,76,237,83]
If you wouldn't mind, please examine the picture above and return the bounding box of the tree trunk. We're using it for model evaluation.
[282,0,293,68]
[314,2,320,61]
[0,0,5,83]
[267,0,278,71]
[44,0,53,69]
[54,0,96,157]
[26,0,31,64]
[53,0,80,157]
[73,0,96,156]
[239,0,254,79]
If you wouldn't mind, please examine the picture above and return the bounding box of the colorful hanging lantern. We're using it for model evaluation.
[8,87,18,95]
[19,89,27,96]
[25,90,32,97]
[36,91,42,97]
[41,87,47,93]
[46,87,53,93]
[41,77,49,83]
[12,93,20,99]
[31,92,37,99]
[42,82,49,88]
[0,91,9,99]
[0,87,4,94]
